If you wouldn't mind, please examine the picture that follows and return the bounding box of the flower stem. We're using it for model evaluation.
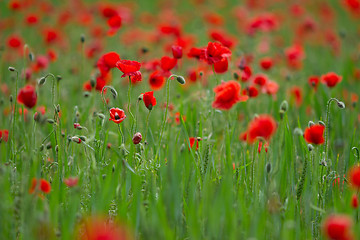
[128,77,136,134]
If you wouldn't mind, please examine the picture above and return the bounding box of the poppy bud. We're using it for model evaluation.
[8,66,16,72]
[97,113,105,119]
[39,144,44,151]
[56,104,60,113]
[90,77,96,88]
[34,112,40,122]
[132,132,142,144]
[233,72,239,80]
[280,100,288,112]
[141,47,149,54]
[56,75,62,81]
[29,52,34,61]
[71,136,82,144]
[83,92,90,98]
[55,145,59,152]
[47,119,55,124]
[176,76,186,85]
[110,88,118,99]
[38,77,46,85]
[337,101,345,109]
[46,142,52,149]
[307,144,314,152]
[266,162,271,173]
[293,128,303,135]
[279,110,285,120]
[318,121,325,127]
[80,34,85,43]
[79,136,86,142]
[9,95,13,103]
[308,121,315,127]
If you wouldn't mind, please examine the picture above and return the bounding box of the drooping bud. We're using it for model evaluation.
[38,77,46,85]
[80,34,85,43]
[176,75,186,85]
[266,162,271,173]
[318,121,325,127]
[8,66,16,72]
[337,101,345,109]
[47,119,55,124]
[56,104,60,113]
[293,128,303,135]
[233,72,239,80]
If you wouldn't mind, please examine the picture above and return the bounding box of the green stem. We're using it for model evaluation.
[127,77,136,134]
[12,69,19,163]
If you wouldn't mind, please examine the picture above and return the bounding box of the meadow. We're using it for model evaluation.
[1,0,360,239]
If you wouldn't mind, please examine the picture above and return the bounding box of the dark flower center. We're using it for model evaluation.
[115,113,120,120]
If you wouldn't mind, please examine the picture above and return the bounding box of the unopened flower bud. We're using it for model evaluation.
[34,112,40,122]
[266,162,271,173]
[233,72,239,80]
[29,52,34,61]
[56,104,60,113]
[307,144,314,152]
[79,136,86,142]
[293,128,303,135]
[132,132,142,144]
[176,76,186,85]
[318,121,325,127]
[8,67,15,72]
[83,92,90,98]
[280,100,288,112]
[337,101,345,109]
[56,75,62,81]
[71,136,82,144]
[38,77,46,85]
[47,119,55,124]
[9,95,13,103]
[80,34,85,43]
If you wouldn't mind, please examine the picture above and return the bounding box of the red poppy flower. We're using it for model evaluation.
[264,81,279,96]
[259,57,273,71]
[29,178,51,194]
[321,72,342,88]
[202,42,231,64]
[25,14,38,25]
[160,56,177,72]
[142,91,157,110]
[189,137,199,151]
[349,165,360,189]
[116,60,141,78]
[210,31,235,48]
[109,108,126,124]
[322,214,353,240]
[43,28,59,44]
[241,65,252,82]
[7,35,23,49]
[253,74,268,87]
[290,86,303,107]
[303,124,325,145]
[17,85,37,109]
[212,81,248,110]
[285,44,305,69]
[149,70,165,90]
[351,194,359,208]
[77,216,133,240]
[0,130,9,142]
[64,177,79,187]
[308,76,320,90]
[97,52,121,76]
[172,45,183,59]
[187,47,204,59]
[213,57,228,73]
[107,14,122,36]
[244,86,259,98]
[247,115,277,143]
